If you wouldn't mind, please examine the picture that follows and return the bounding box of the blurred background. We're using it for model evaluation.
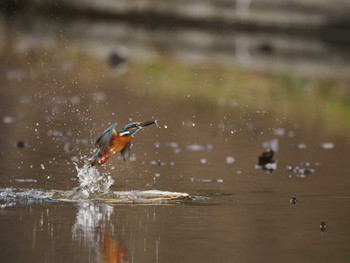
[2,0,350,75]
[1,1,350,262]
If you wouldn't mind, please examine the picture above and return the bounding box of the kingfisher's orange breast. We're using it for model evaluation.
[108,133,132,155]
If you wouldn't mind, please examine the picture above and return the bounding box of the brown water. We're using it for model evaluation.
[1,10,350,263]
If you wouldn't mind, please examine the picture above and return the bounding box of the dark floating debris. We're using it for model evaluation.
[257,43,275,55]
[259,150,274,165]
[108,52,126,68]
[256,150,277,172]
[290,196,297,205]
[286,163,315,178]
[320,220,327,232]
[16,140,25,149]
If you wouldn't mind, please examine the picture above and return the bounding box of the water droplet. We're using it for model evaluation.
[262,139,279,152]
[272,128,285,136]
[64,143,74,153]
[288,131,295,137]
[15,179,37,183]
[200,158,207,164]
[70,156,78,163]
[70,96,81,105]
[92,92,106,102]
[321,142,334,149]
[174,148,181,154]
[265,162,277,170]
[3,116,15,124]
[164,142,178,148]
[226,156,236,164]
[200,179,212,183]
[296,143,307,149]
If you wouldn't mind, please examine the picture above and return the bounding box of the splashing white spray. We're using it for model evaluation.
[74,160,114,199]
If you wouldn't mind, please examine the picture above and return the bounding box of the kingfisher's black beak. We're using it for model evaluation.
[139,120,158,128]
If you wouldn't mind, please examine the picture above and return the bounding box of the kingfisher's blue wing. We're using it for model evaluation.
[95,123,117,154]
[120,142,131,162]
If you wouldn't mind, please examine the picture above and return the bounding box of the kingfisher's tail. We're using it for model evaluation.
[90,152,101,167]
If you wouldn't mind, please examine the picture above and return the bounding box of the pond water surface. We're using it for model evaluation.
[1,10,350,263]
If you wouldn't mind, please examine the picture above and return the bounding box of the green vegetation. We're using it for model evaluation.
[124,58,350,134]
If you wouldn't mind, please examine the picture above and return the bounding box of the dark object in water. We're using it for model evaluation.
[108,52,126,68]
[258,149,274,164]
[258,43,275,55]
[257,150,276,172]
[320,220,327,232]
[290,196,297,205]
[16,140,25,148]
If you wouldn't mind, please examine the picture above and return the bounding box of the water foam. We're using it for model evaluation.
[74,161,114,199]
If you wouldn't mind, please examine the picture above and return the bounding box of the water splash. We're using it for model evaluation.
[74,161,114,199]
[0,160,190,204]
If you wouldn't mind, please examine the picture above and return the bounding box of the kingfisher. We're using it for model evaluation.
[91,120,157,166]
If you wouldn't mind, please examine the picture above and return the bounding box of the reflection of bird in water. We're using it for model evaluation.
[99,229,128,263]
[91,120,157,166]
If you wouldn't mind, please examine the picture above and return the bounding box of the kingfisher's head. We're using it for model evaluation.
[118,120,157,137]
